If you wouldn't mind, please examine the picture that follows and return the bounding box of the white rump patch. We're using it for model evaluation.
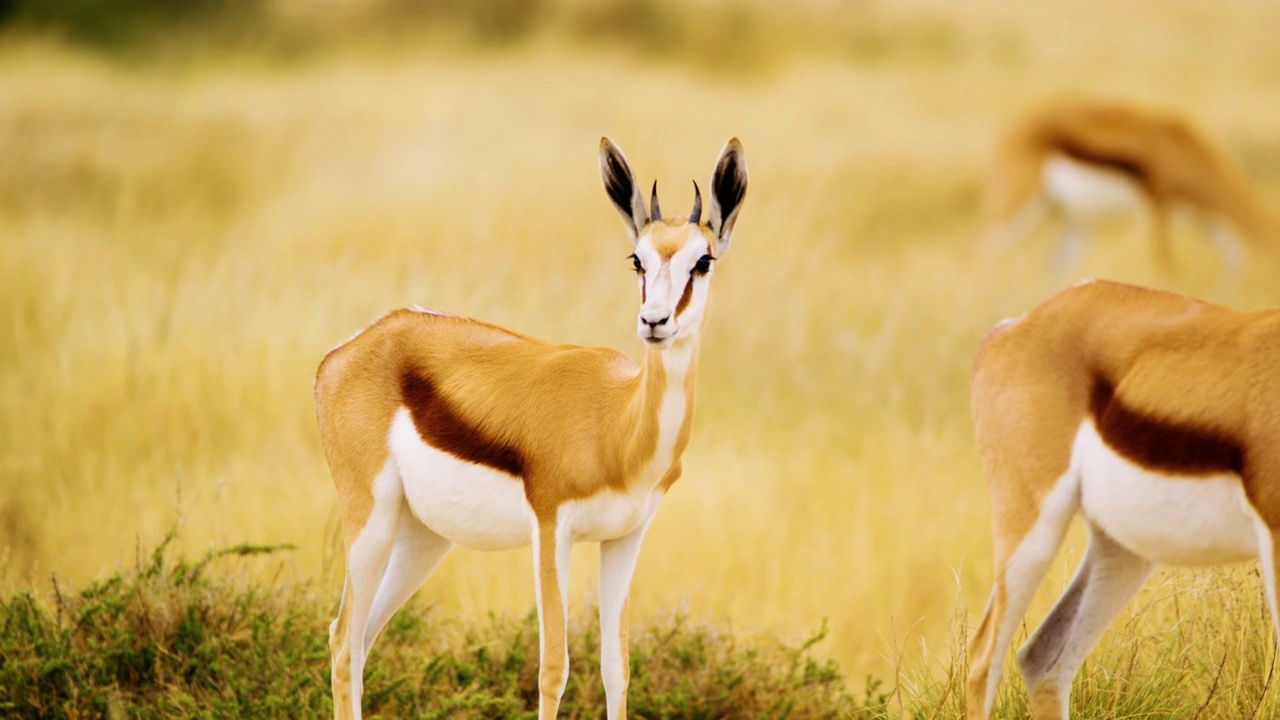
[1074,420,1259,566]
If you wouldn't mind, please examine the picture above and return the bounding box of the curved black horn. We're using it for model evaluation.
[650,181,662,222]
[690,180,702,225]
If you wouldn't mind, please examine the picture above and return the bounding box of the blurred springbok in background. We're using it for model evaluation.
[984,100,1274,279]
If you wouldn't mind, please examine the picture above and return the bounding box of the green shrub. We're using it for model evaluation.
[0,534,874,719]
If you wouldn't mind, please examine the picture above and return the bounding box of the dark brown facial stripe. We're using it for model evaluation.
[1090,380,1243,476]
[675,278,694,316]
[400,368,524,477]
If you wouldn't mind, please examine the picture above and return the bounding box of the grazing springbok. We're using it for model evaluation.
[966,278,1280,719]
[315,137,747,720]
[985,100,1273,277]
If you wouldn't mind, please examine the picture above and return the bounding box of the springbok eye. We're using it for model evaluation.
[629,254,645,274]
[692,254,714,276]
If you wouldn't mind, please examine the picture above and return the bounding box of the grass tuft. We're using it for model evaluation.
[0,538,874,718]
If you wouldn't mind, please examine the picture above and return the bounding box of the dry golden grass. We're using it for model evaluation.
[5,0,1280,714]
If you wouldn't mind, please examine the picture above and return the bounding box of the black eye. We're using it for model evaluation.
[692,254,714,276]
[629,254,645,274]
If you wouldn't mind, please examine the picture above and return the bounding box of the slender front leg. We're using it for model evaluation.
[534,518,572,719]
[599,514,657,720]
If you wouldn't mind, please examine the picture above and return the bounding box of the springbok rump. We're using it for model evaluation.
[315,137,747,720]
[966,278,1280,719]
[985,100,1274,278]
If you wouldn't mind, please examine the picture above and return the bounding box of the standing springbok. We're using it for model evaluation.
[966,278,1280,719]
[315,137,747,720]
[985,100,1274,276]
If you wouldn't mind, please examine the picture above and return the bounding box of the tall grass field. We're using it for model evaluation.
[4,0,1280,716]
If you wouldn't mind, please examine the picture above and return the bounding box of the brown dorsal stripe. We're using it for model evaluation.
[1090,379,1243,476]
[400,368,525,477]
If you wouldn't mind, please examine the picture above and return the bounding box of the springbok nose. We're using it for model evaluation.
[643,315,670,328]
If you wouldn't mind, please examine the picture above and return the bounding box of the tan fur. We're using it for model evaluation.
[317,310,689,719]
[318,137,747,720]
[990,99,1276,265]
[316,310,679,523]
[966,279,1280,719]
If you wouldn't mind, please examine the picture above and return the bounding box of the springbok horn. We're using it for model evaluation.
[650,181,662,222]
[690,180,702,225]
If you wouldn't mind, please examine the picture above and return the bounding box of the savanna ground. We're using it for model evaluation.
[5,0,1280,716]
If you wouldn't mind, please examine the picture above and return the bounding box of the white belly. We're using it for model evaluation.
[1043,153,1145,219]
[1074,420,1259,566]
[388,409,663,550]
[389,409,534,551]
[560,489,662,543]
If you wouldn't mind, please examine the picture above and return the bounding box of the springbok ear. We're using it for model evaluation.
[707,137,747,256]
[599,137,649,243]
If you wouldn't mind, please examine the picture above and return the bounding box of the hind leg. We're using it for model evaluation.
[1248,512,1280,669]
[330,460,402,720]
[1015,524,1153,720]
[362,503,453,649]
[1149,203,1174,272]
[983,195,1050,258]
[1049,222,1088,282]
[968,472,1080,720]
[1208,221,1245,280]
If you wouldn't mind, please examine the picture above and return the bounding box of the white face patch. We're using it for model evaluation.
[1075,419,1259,566]
[632,229,713,348]
[388,409,536,552]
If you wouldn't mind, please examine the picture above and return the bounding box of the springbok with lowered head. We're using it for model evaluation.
[967,279,1280,719]
[315,137,747,720]
[985,100,1274,277]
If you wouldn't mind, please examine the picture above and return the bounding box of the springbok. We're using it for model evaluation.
[315,137,747,720]
[985,100,1273,277]
[966,278,1280,719]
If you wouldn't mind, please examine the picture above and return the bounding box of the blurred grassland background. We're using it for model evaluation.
[5,0,1280,715]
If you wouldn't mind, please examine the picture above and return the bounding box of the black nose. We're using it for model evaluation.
[643,315,670,328]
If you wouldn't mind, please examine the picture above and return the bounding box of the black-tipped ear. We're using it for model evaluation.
[707,137,747,255]
[599,137,648,243]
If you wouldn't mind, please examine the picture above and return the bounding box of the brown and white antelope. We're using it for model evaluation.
[985,100,1274,277]
[966,278,1280,719]
[314,137,747,720]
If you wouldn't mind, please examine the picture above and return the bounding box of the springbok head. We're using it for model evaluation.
[600,137,748,349]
